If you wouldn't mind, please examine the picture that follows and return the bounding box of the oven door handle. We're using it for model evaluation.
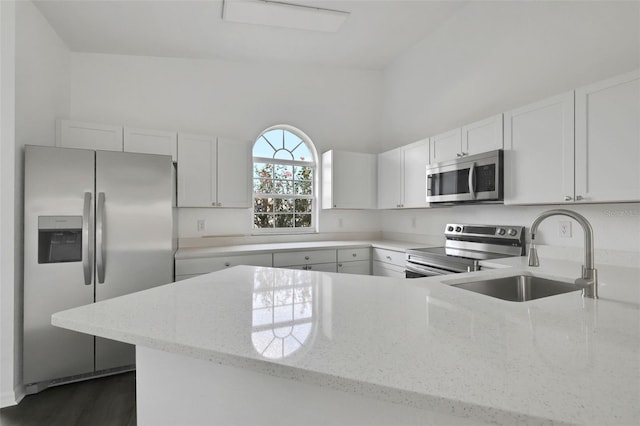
[468,162,476,199]
[406,262,459,277]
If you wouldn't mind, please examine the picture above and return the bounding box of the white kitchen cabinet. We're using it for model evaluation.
[337,260,370,275]
[377,148,401,209]
[504,92,575,205]
[175,253,273,281]
[56,119,123,152]
[575,70,640,203]
[429,128,461,164]
[322,150,377,209]
[177,133,250,208]
[124,127,177,161]
[377,139,430,209]
[216,137,251,208]
[274,249,337,272]
[462,114,503,156]
[429,115,503,164]
[371,248,406,278]
[337,247,370,275]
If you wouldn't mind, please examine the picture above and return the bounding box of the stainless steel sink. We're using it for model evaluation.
[449,274,580,302]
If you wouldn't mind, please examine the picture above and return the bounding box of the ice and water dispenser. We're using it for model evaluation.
[38,216,82,263]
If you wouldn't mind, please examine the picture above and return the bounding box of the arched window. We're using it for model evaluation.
[252,125,317,233]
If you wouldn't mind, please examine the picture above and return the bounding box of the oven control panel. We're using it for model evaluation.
[445,223,523,240]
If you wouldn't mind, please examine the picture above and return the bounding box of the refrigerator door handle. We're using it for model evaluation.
[82,192,93,285]
[97,192,106,284]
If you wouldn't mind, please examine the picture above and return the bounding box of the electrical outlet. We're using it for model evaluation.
[559,221,572,238]
[197,219,205,232]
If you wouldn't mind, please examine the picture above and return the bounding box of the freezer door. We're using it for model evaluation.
[94,151,174,371]
[23,145,95,384]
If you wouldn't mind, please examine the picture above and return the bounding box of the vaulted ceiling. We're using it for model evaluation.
[34,0,468,70]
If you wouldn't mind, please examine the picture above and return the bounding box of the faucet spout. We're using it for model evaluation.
[528,209,598,299]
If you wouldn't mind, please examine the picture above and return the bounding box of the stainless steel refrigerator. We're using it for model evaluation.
[23,145,174,391]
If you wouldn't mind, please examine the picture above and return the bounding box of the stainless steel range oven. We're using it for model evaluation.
[405,223,525,278]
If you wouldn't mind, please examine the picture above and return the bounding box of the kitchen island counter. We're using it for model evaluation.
[52,261,640,425]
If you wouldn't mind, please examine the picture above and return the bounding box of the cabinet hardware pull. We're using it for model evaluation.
[386,256,392,261]
[576,195,583,201]
[352,253,357,257]
[305,256,310,260]
[564,195,573,201]
[224,262,230,267]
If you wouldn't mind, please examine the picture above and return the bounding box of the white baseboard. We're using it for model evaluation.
[1,384,24,408]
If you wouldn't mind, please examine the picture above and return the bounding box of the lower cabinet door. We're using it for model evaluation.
[337,260,371,275]
[372,261,406,278]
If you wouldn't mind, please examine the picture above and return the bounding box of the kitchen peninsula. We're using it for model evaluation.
[52,262,640,425]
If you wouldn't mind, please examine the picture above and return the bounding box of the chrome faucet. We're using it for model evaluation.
[528,209,598,299]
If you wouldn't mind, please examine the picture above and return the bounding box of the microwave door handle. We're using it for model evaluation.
[82,192,92,285]
[468,162,476,199]
[426,175,432,196]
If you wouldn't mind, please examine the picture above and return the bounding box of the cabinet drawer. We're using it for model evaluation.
[176,253,272,275]
[273,249,336,267]
[372,248,405,267]
[283,263,337,273]
[337,247,370,262]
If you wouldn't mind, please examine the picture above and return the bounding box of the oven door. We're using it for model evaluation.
[405,261,462,278]
[426,150,503,203]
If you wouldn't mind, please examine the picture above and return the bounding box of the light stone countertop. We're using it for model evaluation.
[175,239,425,259]
[52,259,640,425]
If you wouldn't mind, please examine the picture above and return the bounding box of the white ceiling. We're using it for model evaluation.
[33,0,468,70]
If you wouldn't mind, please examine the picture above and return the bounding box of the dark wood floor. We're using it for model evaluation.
[0,372,136,426]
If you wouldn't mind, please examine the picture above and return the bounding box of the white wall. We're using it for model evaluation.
[0,0,17,408]
[379,1,640,255]
[1,0,70,406]
[69,52,383,238]
[381,1,640,147]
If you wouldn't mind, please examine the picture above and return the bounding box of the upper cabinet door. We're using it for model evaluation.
[429,128,462,164]
[56,120,123,152]
[177,133,216,207]
[377,148,401,209]
[401,139,430,208]
[324,150,377,209]
[216,138,251,208]
[504,92,575,205]
[124,127,177,161]
[575,70,640,203]
[462,114,503,156]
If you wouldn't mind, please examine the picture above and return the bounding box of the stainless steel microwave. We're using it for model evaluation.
[426,149,503,204]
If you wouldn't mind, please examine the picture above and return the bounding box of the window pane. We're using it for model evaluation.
[273,179,293,195]
[275,214,293,228]
[294,199,311,213]
[295,214,312,227]
[292,143,313,162]
[254,163,272,178]
[262,129,283,148]
[253,140,275,158]
[254,214,273,229]
[254,198,273,213]
[295,166,313,181]
[284,132,302,152]
[273,149,294,161]
[274,198,294,212]
[273,164,293,180]
[254,179,273,194]
[295,181,312,195]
